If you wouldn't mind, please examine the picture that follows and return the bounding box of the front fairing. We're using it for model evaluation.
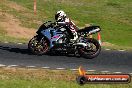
[41,28,63,48]
[36,21,56,34]
[36,23,47,34]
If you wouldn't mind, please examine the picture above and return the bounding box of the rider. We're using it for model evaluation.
[55,10,78,42]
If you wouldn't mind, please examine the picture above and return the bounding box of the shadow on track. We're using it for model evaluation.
[0,45,78,58]
[0,45,33,55]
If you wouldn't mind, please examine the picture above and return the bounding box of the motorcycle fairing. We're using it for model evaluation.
[41,28,63,48]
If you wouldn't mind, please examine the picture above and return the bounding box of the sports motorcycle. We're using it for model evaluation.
[28,21,101,59]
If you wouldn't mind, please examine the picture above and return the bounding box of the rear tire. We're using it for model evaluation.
[28,36,49,55]
[79,38,101,59]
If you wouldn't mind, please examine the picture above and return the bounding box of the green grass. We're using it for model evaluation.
[0,79,131,88]
[0,68,131,88]
[0,26,27,43]
[0,0,132,49]
[0,35,28,43]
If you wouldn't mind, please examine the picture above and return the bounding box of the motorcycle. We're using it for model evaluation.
[28,21,101,59]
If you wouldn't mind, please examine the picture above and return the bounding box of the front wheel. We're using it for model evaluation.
[28,35,49,55]
[78,38,101,59]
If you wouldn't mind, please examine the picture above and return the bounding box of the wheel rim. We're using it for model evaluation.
[29,37,49,54]
[80,41,98,55]
[41,40,49,53]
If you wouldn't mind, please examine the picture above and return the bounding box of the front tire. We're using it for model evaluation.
[28,36,49,55]
[79,38,101,59]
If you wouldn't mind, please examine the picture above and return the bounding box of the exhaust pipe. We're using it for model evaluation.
[89,28,101,35]
[75,43,87,47]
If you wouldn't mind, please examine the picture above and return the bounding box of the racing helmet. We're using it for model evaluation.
[55,10,66,21]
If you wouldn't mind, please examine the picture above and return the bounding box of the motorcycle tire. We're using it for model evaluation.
[79,38,101,59]
[28,35,49,55]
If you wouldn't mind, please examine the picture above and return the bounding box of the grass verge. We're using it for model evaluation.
[8,0,132,48]
[0,0,132,50]
[0,67,131,88]
[0,25,28,43]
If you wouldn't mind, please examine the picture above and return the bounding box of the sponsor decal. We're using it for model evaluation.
[76,66,131,85]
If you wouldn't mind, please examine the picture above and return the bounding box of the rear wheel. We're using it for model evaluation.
[78,38,101,59]
[28,36,49,55]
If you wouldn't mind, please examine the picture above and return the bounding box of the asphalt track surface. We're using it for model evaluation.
[0,42,132,74]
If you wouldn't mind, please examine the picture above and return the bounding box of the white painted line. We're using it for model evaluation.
[118,50,125,52]
[56,68,65,70]
[87,70,96,72]
[129,73,132,75]
[114,72,122,74]
[28,69,38,70]
[101,71,110,73]
[27,66,36,68]
[4,41,9,43]
[17,43,23,45]
[9,65,18,67]
[7,65,18,67]
[0,64,6,67]
[105,49,111,51]
[70,69,78,71]
[41,67,50,69]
